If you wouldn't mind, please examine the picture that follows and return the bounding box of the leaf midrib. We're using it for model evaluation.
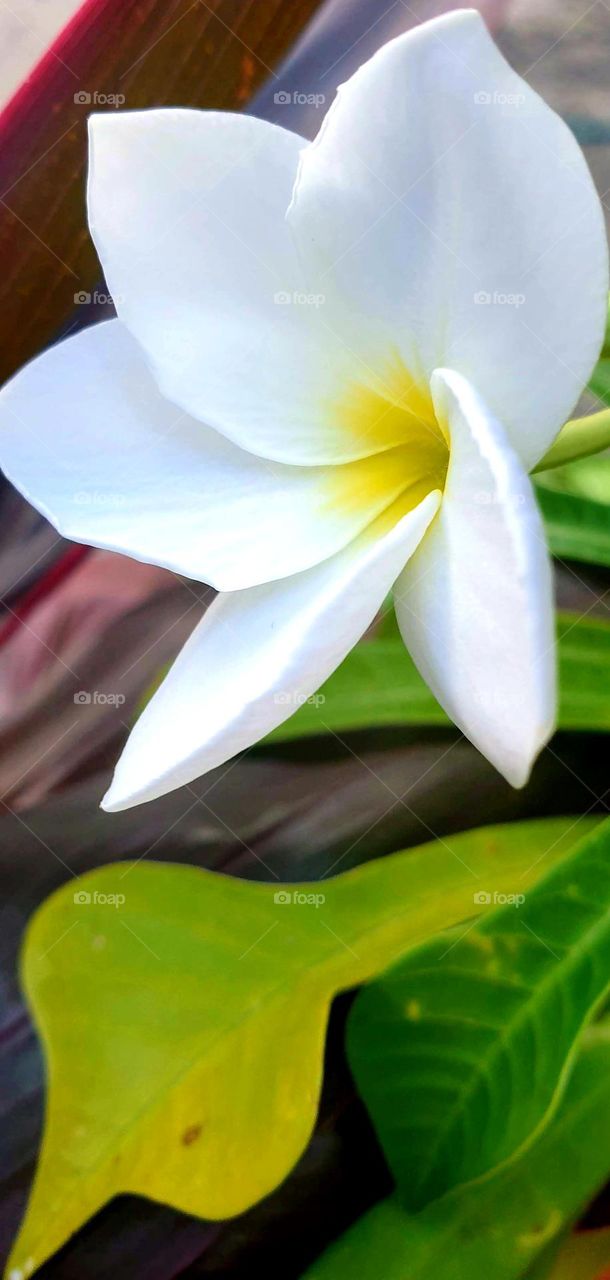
[403,886,610,1205]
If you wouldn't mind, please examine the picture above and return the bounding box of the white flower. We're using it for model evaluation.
[0,10,606,810]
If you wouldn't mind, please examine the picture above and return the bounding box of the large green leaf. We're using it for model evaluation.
[267,612,610,743]
[304,1024,610,1280]
[6,818,595,1279]
[347,817,610,1213]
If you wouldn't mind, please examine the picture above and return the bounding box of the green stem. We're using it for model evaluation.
[534,408,610,474]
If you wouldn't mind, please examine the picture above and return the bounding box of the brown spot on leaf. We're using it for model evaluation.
[182,1123,203,1147]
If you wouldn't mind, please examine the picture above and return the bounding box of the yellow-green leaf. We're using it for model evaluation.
[6,818,597,1278]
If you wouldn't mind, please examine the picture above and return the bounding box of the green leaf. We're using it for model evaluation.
[7,818,594,1279]
[534,409,610,473]
[556,613,610,729]
[266,611,610,743]
[590,359,610,407]
[534,445,610,569]
[588,297,610,408]
[536,486,610,568]
[525,1242,567,1280]
[304,1024,610,1280]
[346,817,610,1213]
[536,454,610,505]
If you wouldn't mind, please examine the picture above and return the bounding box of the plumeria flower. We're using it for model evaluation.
[0,9,606,810]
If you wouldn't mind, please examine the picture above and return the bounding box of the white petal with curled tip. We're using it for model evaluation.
[0,319,420,591]
[87,110,409,465]
[394,368,555,788]
[102,492,440,810]
[288,8,608,469]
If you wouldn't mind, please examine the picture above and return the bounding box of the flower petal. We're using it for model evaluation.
[102,493,440,810]
[394,368,555,788]
[0,319,427,591]
[288,9,608,469]
[88,109,404,465]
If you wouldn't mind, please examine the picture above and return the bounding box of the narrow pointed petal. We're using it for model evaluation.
[394,368,555,787]
[0,320,419,591]
[288,9,608,469]
[102,494,440,810]
[88,110,401,465]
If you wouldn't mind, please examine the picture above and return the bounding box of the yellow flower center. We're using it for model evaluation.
[326,371,450,534]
